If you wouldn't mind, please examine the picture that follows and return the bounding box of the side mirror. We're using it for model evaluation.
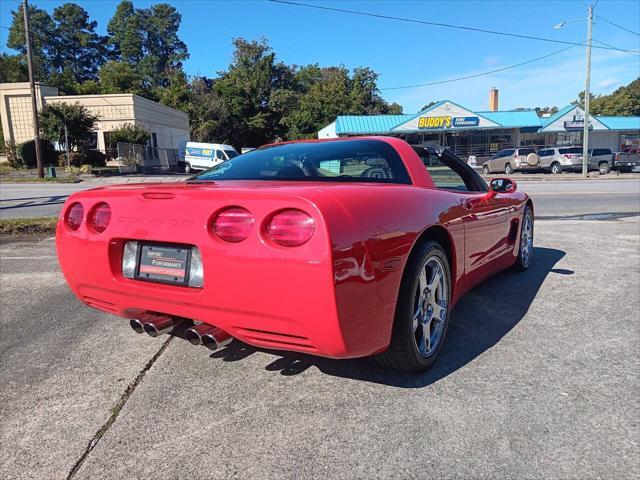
[490,178,517,194]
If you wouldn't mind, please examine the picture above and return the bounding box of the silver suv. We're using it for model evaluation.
[538,147,583,174]
[482,147,540,175]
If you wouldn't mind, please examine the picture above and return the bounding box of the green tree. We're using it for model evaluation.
[6,3,56,80]
[39,102,98,151]
[107,0,144,63]
[107,1,189,90]
[534,106,559,117]
[98,60,148,97]
[576,78,640,116]
[0,54,28,83]
[420,101,439,112]
[49,3,107,82]
[106,124,150,147]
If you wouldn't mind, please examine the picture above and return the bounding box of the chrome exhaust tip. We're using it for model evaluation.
[201,327,233,351]
[142,315,175,337]
[129,318,145,334]
[184,324,215,345]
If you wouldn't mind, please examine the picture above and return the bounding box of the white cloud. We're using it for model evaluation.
[595,78,619,90]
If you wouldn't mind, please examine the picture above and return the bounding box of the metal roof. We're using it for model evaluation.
[335,115,413,134]
[476,110,542,128]
[596,116,640,131]
[331,101,638,134]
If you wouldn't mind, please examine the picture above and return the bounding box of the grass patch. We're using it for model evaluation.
[0,217,58,235]
[0,164,16,174]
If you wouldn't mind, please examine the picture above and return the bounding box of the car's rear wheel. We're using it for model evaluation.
[599,162,610,174]
[483,164,490,175]
[505,163,514,175]
[551,162,562,174]
[514,205,534,271]
[374,241,451,373]
[185,162,192,174]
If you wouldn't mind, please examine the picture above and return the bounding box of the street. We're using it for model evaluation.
[0,180,638,479]
[2,176,640,219]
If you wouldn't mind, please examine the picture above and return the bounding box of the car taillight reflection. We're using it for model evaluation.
[65,202,84,231]
[89,202,111,233]
[213,207,254,242]
[266,209,315,247]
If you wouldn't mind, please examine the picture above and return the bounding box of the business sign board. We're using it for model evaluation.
[564,113,592,131]
[416,116,480,129]
[540,106,608,133]
[392,101,499,132]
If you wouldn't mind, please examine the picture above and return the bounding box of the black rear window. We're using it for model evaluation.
[518,148,536,155]
[194,139,412,184]
[539,149,553,156]
[559,147,583,154]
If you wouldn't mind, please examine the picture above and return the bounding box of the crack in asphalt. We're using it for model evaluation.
[66,336,174,480]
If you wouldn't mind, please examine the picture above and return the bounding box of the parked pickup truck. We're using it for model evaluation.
[613,149,640,172]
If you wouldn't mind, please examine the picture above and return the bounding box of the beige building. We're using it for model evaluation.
[0,82,190,152]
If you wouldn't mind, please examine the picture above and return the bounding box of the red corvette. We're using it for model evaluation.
[56,137,533,372]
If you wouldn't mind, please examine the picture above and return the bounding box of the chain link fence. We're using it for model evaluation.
[113,142,183,173]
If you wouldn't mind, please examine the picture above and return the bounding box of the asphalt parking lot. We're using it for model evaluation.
[1,189,639,479]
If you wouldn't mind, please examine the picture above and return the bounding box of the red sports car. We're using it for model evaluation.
[56,137,534,372]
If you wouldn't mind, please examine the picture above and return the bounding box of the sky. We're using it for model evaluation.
[1,0,639,113]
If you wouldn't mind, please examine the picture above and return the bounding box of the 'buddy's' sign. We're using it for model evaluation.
[417,116,480,129]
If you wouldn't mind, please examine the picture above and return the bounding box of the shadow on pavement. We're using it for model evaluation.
[207,247,566,388]
[0,195,69,210]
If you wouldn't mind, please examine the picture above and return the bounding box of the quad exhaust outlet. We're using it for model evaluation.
[130,313,233,350]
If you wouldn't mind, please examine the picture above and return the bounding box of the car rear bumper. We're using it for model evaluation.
[55,192,390,359]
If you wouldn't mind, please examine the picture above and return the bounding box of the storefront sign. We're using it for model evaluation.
[418,116,452,128]
[417,115,480,129]
[564,113,592,131]
[453,116,480,127]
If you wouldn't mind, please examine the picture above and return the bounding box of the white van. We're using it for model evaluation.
[184,142,239,173]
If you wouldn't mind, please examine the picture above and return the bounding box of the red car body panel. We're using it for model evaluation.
[56,136,530,359]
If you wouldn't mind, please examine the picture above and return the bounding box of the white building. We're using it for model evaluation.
[0,82,190,152]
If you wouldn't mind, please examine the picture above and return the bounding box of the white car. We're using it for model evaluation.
[184,142,239,173]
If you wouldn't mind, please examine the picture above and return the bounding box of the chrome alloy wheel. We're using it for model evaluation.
[520,211,534,266]
[413,256,448,357]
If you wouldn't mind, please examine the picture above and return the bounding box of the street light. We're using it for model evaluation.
[554,5,593,178]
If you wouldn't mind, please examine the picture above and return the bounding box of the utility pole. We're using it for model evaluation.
[23,0,44,178]
[582,4,593,178]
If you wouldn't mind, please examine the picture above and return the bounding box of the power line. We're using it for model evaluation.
[596,15,640,37]
[592,38,640,56]
[380,45,579,90]
[268,0,631,52]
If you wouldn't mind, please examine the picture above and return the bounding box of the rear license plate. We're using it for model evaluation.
[136,243,191,286]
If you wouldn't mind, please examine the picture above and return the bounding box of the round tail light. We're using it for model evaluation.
[65,202,84,231]
[266,209,315,246]
[212,207,254,242]
[89,202,111,233]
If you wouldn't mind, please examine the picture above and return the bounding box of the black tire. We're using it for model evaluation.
[599,162,610,174]
[551,162,562,174]
[185,162,192,174]
[505,163,514,175]
[483,164,490,175]
[373,241,452,373]
[514,205,534,271]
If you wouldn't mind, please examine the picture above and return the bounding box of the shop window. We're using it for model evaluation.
[620,134,639,152]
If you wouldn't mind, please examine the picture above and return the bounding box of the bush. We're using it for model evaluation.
[82,149,106,167]
[19,139,58,168]
[58,149,106,168]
